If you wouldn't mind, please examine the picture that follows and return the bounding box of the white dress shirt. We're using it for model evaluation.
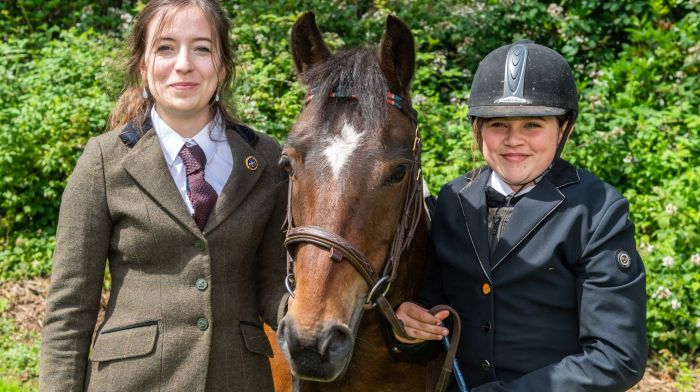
[151,106,233,215]
[488,171,535,197]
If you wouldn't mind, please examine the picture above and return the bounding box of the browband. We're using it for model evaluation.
[305,87,418,124]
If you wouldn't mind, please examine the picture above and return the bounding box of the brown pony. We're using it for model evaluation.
[270,12,431,391]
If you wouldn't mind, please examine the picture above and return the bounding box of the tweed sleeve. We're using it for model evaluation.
[39,137,110,392]
[254,138,288,330]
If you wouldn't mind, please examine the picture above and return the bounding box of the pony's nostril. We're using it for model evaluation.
[319,324,353,362]
[278,318,302,354]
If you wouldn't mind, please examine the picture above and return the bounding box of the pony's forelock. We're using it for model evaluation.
[302,48,388,134]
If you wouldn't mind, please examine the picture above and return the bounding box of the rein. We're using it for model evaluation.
[283,88,421,340]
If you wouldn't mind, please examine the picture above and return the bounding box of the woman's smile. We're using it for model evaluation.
[169,82,199,91]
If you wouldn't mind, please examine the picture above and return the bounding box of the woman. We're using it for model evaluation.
[394,41,647,391]
[39,1,287,391]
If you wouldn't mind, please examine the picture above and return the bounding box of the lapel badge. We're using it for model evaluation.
[616,249,632,270]
[245,156,259,171]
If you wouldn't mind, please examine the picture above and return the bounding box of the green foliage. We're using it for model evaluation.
[0,378,32,392]
[0,314,39,389]
[0,29,122,279]
[0,1,139,38]
[567,8,700,354]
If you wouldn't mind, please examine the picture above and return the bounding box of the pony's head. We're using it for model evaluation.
[276,12,419,382]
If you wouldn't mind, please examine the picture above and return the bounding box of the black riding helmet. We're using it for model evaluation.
[468,40,579,157]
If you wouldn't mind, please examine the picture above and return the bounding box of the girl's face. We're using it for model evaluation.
[142,6,224,128]
[480,116,565,191]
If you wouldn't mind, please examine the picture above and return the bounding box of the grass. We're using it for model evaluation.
[0,378,29,392]
[0,297,39,392]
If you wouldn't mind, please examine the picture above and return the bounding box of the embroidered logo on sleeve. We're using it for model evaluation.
[616,249,632,270]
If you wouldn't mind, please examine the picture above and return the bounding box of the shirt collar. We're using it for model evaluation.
[488,170,535,197]
[151,106,227,167]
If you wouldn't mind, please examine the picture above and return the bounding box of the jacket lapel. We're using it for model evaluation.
[203,127,267,233]
[121,130,202,237]
[456,169,493,282]
[490,160,580,271]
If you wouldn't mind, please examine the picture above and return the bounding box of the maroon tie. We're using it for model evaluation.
[179,144,218,231]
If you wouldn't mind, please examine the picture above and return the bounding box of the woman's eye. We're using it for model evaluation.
[156,45,173,52]
[525,122,542,128]
[387,165,408,185]
[195,46,211,53]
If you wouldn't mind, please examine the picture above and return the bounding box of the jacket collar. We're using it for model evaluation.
[119,114,266,237]
[457,160,580,280]
[119,113,259,149]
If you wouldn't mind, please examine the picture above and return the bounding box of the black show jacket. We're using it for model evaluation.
[418,160,647,391]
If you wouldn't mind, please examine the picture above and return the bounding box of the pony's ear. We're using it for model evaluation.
[291,12,331,77]
[378,15,415,96]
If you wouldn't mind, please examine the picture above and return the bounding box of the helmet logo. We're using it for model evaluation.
[495,44,531,104]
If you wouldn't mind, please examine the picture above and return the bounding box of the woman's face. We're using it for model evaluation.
[142,6,223,126]
[480,116,564,191]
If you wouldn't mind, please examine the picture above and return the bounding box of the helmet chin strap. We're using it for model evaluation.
[500,163,553,191]
[555,111,577,158]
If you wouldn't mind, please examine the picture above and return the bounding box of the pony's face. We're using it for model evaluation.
[276,12,416,382]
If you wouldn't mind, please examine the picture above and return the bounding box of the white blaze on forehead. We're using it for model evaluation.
[323,122,363,179]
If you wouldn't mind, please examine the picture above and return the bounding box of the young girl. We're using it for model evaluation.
[39,1,286,391]
[395,40,647,391]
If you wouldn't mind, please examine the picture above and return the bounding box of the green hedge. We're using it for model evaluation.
[0,28,123,278]
[0,0,698,357]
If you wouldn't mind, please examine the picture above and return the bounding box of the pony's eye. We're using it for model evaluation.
[279,155,294,176]
[386,164,408,185]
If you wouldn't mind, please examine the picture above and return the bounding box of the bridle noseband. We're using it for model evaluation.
[283,87,422,339]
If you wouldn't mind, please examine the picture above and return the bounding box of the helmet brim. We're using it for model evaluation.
[468,105,568,118]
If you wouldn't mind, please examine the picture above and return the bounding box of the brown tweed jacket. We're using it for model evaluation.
[39,120,287,392]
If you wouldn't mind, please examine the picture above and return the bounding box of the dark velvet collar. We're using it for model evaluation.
[119,115,259,148]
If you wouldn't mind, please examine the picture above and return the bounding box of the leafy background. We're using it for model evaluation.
[0,0,698,390]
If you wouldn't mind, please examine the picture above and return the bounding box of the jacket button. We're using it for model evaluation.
[194,240,206,251]
[197,317,209,331]
[482,283,491,295]
[482,321,491,332]
[480,359,491,371]
[196,278,208,291]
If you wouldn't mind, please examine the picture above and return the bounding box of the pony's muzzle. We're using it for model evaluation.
[277,317,354,381]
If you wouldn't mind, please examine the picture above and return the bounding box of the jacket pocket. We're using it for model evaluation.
[90,320,158,362]
[240,321,273,357]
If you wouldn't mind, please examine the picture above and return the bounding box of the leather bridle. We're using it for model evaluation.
[283,89,421,339]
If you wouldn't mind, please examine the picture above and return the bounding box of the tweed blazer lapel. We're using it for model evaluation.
[203,127,267,234]
[490,160,580,271]
[456,169,493,282]
[121,130,202,237]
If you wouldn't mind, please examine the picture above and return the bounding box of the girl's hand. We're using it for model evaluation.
[394,302,450,344]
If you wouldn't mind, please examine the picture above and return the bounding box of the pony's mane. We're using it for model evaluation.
[301,48,388,134]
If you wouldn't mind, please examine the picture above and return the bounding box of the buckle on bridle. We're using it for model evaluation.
[364,276,391,308]
[285,273,296,298]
